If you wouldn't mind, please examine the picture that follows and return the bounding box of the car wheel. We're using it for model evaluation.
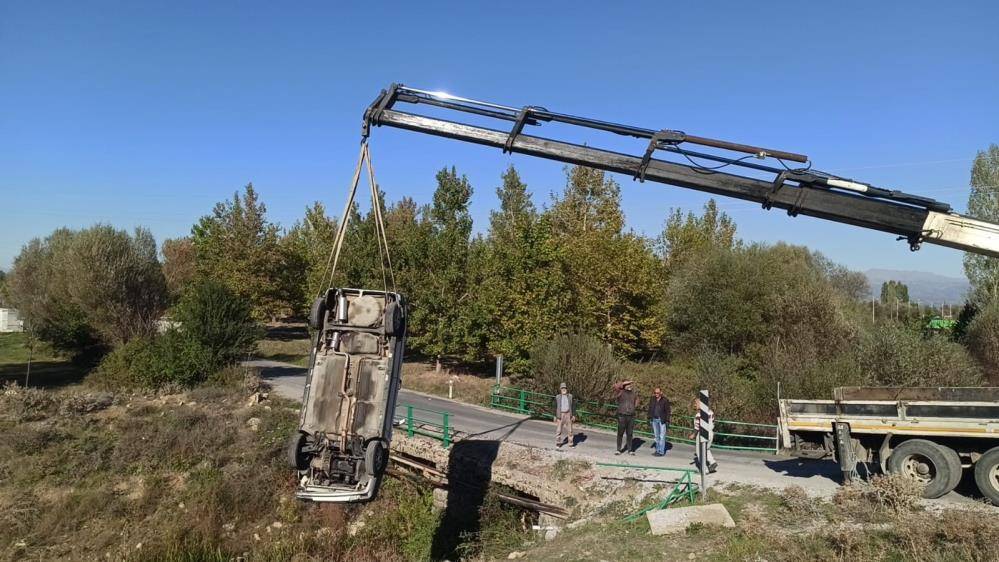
[364,440,388,476]
[308,297,327,330]
[973,446,999,506]
[287,431,310,471]
[887,439,958,499]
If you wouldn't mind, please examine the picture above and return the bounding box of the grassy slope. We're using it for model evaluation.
[0,378,531,561]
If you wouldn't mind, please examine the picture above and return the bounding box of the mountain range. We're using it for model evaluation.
[864,269,970,304]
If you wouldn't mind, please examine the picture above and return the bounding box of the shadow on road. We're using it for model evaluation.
[463,417,531,440]
[256,364,307,381]
[763,457,843,483]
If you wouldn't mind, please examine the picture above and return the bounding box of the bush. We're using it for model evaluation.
[92,329,214,388]
[529,333,620,401]
[173,279,261,372]
[856,323,983,387]
[965,302,999,383]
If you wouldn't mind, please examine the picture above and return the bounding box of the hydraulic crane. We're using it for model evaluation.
[362,84,999,258]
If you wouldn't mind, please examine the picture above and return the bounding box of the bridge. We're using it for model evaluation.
[248,359,979,517]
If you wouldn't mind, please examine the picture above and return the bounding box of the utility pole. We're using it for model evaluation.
[871,298,875,323]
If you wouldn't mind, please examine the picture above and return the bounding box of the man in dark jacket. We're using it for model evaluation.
[647,388,671,456]
[613,380,640,455]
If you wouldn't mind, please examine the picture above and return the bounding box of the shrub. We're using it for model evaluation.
[173,279,261,372]
[779,485,818,517]
[965,302,999,383]
[856,323,983,387]
[529,333,620,401]
[92,329,214,389]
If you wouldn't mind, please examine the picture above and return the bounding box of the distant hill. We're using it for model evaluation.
[865,269,970,304]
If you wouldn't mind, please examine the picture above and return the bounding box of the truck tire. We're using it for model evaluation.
[935,443,963,495]
[973,447,999,506]
[887,439,958,499]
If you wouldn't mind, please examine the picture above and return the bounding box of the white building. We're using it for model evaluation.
[0,308,24,333]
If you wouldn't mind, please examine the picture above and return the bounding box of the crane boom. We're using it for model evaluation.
[362,84,999,258]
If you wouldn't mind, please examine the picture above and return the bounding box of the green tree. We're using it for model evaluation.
[161,237,197,299]
[173,279,261,371]
[547,165,664,356]
[0,269,8,307]
[192,183,296,320]
[474,166,571,372]
[7,226,167,353]
[880,280,910,304]
[660,199,737,270]
[407,167,474,368]
[283,202,339,311]
[964,145,999,304]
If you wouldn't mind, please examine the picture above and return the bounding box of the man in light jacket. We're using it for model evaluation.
[554,383,576,448]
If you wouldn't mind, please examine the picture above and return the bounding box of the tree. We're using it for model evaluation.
[173,279,261,371]
[964,145,999,304]
[546,165,664,357]
[0,269,8,307]
[880,280,910,304]
[966,302,999,384]
[283,202,339,311]
[660,199,737,270]
[407,167,474,368]
[161,237,197,299]
[6,226,168,353]
[192,183,296,320]
[473,166,571,372]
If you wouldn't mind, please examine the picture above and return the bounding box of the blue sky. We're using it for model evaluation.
[2,1,997,279]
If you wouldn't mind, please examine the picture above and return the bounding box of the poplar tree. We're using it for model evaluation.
[408,167,473,369]
[476,166,570,373]
[547,165,664,357]
[964,145,999,304]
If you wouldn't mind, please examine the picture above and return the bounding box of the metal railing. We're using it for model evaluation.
[596,462,699,522]
[396,402,455,449]
[490,385,778,453]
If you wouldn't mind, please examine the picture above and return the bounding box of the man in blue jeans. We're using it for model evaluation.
[647,387,671,456]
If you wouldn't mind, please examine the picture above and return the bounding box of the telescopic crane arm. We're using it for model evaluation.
[362,84,999,258]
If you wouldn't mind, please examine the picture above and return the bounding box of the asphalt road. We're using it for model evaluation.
[247,358,979,503]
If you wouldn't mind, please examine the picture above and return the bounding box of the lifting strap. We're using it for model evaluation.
[319,142,396,296]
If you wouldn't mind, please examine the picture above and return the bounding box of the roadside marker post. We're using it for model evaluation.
[698,389,712,500]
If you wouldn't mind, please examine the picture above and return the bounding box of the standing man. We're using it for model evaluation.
[647,387,671,457]
[613,380,640,455]
[554,383,576,448]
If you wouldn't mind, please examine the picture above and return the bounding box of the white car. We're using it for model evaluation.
[287,287,406,503]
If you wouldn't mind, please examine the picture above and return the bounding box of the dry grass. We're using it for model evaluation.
[400,361,507,406]
[0,380,419,560]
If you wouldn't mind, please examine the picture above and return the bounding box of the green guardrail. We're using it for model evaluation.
[490,385,778,453]
[596,462,699,522]
[397,402,455,449]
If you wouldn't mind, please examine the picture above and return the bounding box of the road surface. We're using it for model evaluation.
[247,358,979,503]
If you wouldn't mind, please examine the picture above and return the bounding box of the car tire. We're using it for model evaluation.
[287,431,309,471]
[383,300,405,337]
[308,297,327,330]
[887,439,958,499]
[364,440,388,476]
[973,446,999,506]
